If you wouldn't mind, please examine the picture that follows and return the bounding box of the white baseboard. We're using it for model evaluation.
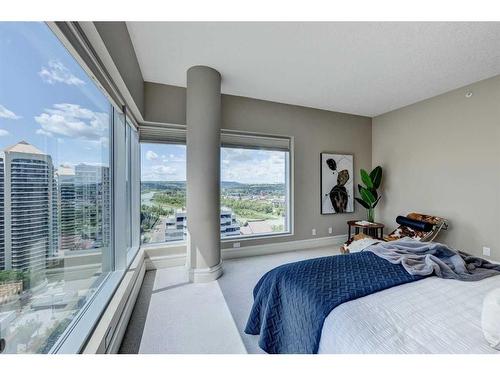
[144,234,347,271]
[145,252,186,271]
[188,261,224,283]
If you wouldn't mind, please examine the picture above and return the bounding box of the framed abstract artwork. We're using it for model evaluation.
[320,153,354,214]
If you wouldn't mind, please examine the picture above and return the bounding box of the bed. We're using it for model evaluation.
[245,239,500,354]
[318,275,500,354]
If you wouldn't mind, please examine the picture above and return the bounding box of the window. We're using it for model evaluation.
[139,128,291,243]
[140,143,186,244]
[0,22,138,353]
[221,147,290,238]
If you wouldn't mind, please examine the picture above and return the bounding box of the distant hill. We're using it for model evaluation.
[221,181,245,189]
[141,180,285,194]
[141,181,186,191]
[141,181,282,187]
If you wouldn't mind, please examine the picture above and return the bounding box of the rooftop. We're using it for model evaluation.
[3,140,45,155]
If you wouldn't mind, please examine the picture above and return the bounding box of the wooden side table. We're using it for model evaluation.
[347,220,384,240]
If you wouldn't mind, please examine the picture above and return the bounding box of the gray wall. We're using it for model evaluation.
[144,82,372,249]
[94,22,145,116]
[145,82,186,124]
[373,74,500,261]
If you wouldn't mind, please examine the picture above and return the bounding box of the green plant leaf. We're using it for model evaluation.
[360,187,376,205]
[355,197,370,209]
[372,195,382,208]
[360,169,373,189]
[357,184,364,195]
[370,166,383,189]
[370,188,378,200]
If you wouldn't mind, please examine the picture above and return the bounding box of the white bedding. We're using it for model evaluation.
[318,275,500,354]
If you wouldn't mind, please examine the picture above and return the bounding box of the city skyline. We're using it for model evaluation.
[0,140,111,273]
[0,22,112,273]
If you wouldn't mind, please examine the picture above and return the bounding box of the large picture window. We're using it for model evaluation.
[139,131,291,244]
[221,147,290,238]
[0,22,134,353]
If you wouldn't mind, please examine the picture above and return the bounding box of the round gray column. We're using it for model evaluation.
[186,66,222,283]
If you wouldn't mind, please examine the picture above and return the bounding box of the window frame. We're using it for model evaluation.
[126,118,141,265]
[126,122,132,249]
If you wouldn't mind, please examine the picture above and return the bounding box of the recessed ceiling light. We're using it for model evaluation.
[465,91,473,98]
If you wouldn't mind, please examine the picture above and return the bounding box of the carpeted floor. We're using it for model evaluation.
[119,246,339,354]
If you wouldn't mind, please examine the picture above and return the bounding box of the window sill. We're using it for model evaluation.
[140,241,187,252]
[221,231,293,243]
[139,231,295,248]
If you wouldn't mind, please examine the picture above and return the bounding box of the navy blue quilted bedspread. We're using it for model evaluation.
[244,251,423,354]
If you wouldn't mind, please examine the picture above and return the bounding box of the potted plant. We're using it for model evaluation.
[355,166,382,223]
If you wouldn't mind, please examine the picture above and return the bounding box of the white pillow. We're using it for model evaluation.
[482,288,500,350]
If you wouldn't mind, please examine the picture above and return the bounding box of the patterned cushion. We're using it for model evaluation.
[385,212,445,242]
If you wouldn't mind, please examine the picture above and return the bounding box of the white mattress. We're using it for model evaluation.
[318,275,500,354]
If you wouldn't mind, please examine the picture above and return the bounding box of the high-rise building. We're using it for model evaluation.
[0,155,4,270]
[0,141,56,272]
[164,209,240,242]
[74,164,110,249]
[56,165,77,252]
[50,173,58,258]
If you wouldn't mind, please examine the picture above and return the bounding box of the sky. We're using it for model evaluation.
[141,144,287,184]
[0,22,110,169]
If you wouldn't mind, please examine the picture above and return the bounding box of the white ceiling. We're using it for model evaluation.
[126,22,500,117]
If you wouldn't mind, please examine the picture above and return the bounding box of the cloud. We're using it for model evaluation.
[146,150,158,160]
[34,103,109,141]
[0,129,10,137]
[221,148,254,162]
[152,165,176,175]
[39,60,85,86]
[221,149,286,184]
[36,129,53,137]
[142,165,180,181]
[0,104,21,120]
[161,153,185,163]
